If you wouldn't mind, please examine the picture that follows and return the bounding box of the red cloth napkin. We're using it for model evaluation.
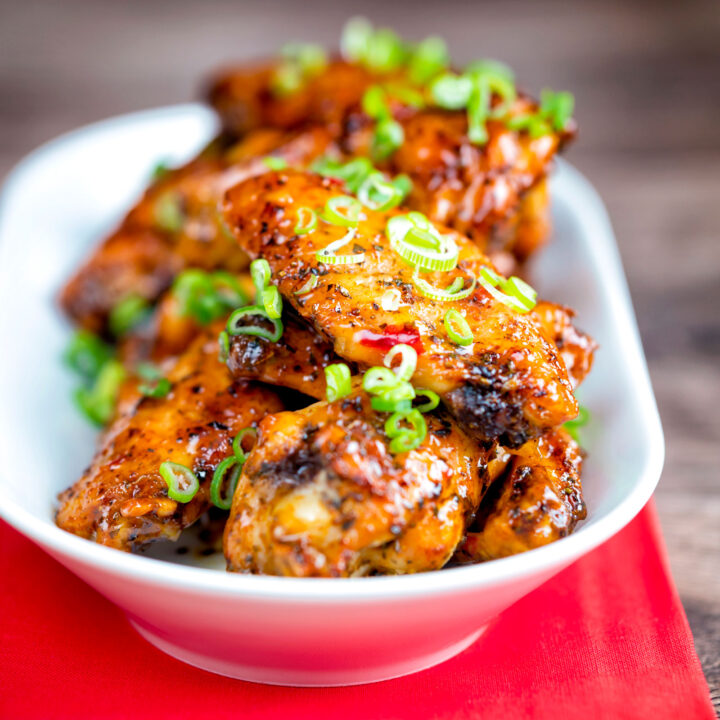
[0,501,714,720]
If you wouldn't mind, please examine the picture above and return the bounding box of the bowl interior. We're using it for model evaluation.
[0,105,663,577]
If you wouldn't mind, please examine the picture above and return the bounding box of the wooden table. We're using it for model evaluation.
[1,0,718,708]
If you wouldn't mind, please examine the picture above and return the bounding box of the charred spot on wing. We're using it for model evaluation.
[256,445,324,489]
[444,383,533,449]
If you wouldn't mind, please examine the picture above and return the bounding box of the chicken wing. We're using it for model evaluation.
[452,427,586,562]
[207,58,573,259]
[60,128,333,333]
[223,390,490,576]
[222,170,577,447]
[56,325,285,550]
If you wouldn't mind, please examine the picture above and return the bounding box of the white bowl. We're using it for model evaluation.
[0,105,664,686]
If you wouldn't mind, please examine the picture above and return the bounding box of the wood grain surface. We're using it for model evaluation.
[1,0,718,708]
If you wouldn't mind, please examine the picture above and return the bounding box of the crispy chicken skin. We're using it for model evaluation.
[207,58,573,256]
[453,428,586,562]
[60,128,333,333]
[530,300,597,388]
[56,327,284,550]
[224,391,489,576]
[222,170,578,446]
[227,312,346,400]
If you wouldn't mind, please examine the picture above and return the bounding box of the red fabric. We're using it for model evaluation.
[0,501,714,720]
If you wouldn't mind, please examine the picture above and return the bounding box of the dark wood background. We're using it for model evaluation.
[1,0,718,707]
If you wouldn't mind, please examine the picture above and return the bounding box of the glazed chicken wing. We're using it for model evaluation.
[222,170,578,447]
[56,325,285,550]
[60,128,333,333]
[207,57,573,260]
[224,390,489,577]
[453,427,586,562]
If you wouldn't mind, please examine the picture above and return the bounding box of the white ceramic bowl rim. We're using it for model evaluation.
[0,105,664,603]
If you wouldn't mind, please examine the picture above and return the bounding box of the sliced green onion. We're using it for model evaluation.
[139,377,171,398]
[384,409,427,454]
[159,462,200,503]
[383,82,426,109]
[64,330,113,381]
[392,174,413,200]
[444,309,474,346]
[362,85,389,119]
[210,456,240,510]
[387,214,459,272]
[232,427,258,464]
[372,118,404,160]
[173,270,247,325]
[316,228,365,265]
[150,160,171,182]
[294,206,318,235]
[321,195,363,227]
[270,62,303,96]
[250,258,272,301]
[341,16,373,62]
[383,343,417,381]
[362,366,402,395]
[540,89,575,131]
[371,396,413,413]
[467,77,490,145]
[414,389,440,413]
[295,275,319,295]
[358,172,404,211]
[503,276,538,311]
[477,267,537,313]
[153,191,184,233]
[371,381,415,407]
[408,36,449,85]
[74,359,126,426]
[109,294,150,337]
[413,269,477,302]
[227,305,284,342]
[324,363,352,402]
[262,285,283,319]
[218,330,230,363]
[430,73,473,109]
[506,113,553,138]
[564,405,589,443]
[262,156,287,170]
[364,27,406,73]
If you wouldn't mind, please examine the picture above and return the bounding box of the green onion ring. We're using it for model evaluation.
[159,462,200,503]
[227,305,284,342]
[218,330,230,363]
[413,269,477,302]
[358,172,403,211]
[414,389,440,413]
[261,285,283,319]
[321,195,363,227]
[387,215,458,272]
[294,206,318,235]
[444,309,474,346]
[316,228,365,265]
[250,258,272,302]
[362,366,402,395]
[210,456,240,510]
[232,427,258,464]
[324,363,352,402]
[383,343,417,381]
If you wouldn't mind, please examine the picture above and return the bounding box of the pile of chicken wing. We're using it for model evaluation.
[56,20,596,577]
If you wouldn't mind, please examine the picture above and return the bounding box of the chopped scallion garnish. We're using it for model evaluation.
[64,330,113,381]
[153,191,184,233]
[321,195,363,227]
[564,406,589,443]
[159,462,200,503]
[316,228,365,265]
[226,305,284,342]
[383,343,417,382]
[262,156,287,170]
[294,206,318,235]
[444,309,474,346]
[74,360,126,426]
[324,363,352,402]
[109,294,151,337]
